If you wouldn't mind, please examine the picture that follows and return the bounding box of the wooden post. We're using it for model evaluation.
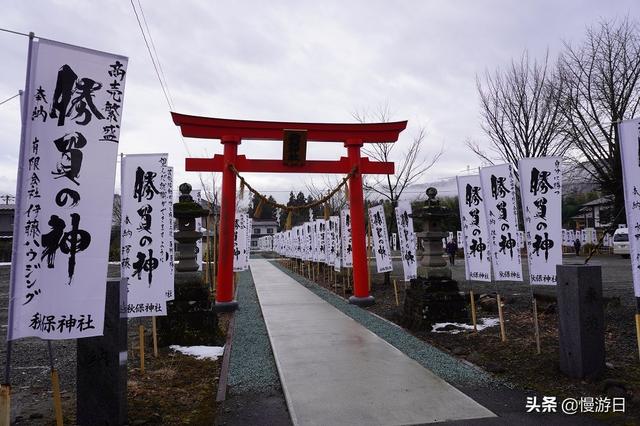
[0,384,10,426]
[533,297,541,354]
[470,289,478,333]
[152,317,158,358]
[635,313,640,361]
[393,279,399,306]
[497,293,506,342]
[139,325,145,374]
[51,369,63,426]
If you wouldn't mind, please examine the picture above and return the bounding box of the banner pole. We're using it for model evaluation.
[393,279,399,306]
[139,325,145,374]
[1,340,12,426]
[635,312,640,362]
[496,292,506,342]
[469,286,478,333]
[533,297,541,354]
[47,341,63,426]
[151,316,158,358]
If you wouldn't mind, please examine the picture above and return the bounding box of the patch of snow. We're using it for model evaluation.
[431,317,500,334]
[170,345,225,360]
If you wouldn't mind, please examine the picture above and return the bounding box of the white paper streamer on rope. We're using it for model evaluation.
[618,118,640,296]
[368,204,393,273]
[120,154,171,317]
[8,39,128,340]
[479,164,523,281]
[456,175,492,282]
[395,201,417,281]
[518,157,562,286]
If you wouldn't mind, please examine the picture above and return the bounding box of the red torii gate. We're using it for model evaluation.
[172,112,407,311]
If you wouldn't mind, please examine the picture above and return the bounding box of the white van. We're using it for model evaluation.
[613,227,629,258]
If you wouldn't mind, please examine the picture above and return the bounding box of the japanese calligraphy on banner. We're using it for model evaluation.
[233,213,249,272]
[340,209,353,267]
[518,157,562,285]
[368,205,393,273]
[395,202,417,281]
[121,154,171,317]
[456,175,492,282]
[618,118,640,296]
[330,216,342,272]
[245,216,252,270]
[191,190,202,272]
[8,39,127,340]
[164,167,175,300]
[479,164,523,281]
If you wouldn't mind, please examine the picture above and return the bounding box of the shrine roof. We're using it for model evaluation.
[171,112,407,143]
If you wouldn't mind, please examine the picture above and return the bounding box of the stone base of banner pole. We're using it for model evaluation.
[556,265,605,379]
[77,278,128,425]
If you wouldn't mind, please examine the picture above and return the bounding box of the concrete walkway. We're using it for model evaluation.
[249,259,495,426]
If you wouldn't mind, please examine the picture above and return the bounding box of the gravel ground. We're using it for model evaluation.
[226,269,281,394]
[269,259,502,389]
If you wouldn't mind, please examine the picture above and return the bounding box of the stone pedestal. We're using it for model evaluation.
[416,231,450,279]
[402,277,468,331]
[77,278,127,426]
[557,265,605,379]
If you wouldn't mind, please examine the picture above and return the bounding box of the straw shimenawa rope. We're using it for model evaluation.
[229,164,356,229]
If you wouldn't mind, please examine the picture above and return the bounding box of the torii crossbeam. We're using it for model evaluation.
[172,112,407,311]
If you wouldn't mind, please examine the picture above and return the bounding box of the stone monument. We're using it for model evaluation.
[157,183,220,346]
[402,188,468,331]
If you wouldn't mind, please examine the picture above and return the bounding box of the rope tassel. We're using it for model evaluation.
[239,179,245,200]
[286,210,293,230]
[254,198,264,218]
[324,203,330,220]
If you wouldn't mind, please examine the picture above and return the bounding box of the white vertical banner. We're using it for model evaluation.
[317,219,327,263]
[340,209,353,267]
[233,212,248,272]
[8,39,128,340]
[368,205,393,273]
[457,231,463,247]
[479,164,523,281]
[518,157,562,285]
[618,118,640,296]
[326,217,336,266]
[331,216,341,272]
[191,190,202,272]
[163,166,175,300]
[244,215,251,270]
[395,202,417,281]
[456,175,492,282]
[120,154,171,317]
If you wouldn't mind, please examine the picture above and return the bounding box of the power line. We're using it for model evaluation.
[0,92,20,107]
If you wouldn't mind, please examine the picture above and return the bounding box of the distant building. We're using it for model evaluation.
[251,219,278,249]
[0,204,15,237]
[570,196,613,229]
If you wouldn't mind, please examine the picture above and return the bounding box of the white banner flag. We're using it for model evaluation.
[8,39,128,340]
[456,175,492,282]
[395,202,417,281]
[479,164,523,281]
[618,118,640,296]
[330,216,341,272]
[233,212,248,271]
[518,157,562,285]
[244,215,251,270]
[121,154,172,317]
[368,205,393,273]
[191,190,202,272]
[165,167,175,300]
[340,209,353,267]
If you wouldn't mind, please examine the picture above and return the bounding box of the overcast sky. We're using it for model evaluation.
[1,0,638,203]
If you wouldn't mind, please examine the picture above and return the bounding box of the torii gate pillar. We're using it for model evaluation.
[345,139,373,305]
[216,135,241,312]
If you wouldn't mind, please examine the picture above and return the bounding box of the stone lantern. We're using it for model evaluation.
[157,183,220,347]
[411,187,452,279]
[402,187,468,331]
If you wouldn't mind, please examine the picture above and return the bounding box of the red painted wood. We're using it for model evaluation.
[172,112,407,143]
[185,155,394,175]
[346,140,371,300]
[216,138,239,304]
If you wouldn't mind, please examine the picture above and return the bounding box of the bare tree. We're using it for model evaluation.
[470,51,567,168]
[352,105,443,205]
[305,176,349,216]
[558,17,640,224]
